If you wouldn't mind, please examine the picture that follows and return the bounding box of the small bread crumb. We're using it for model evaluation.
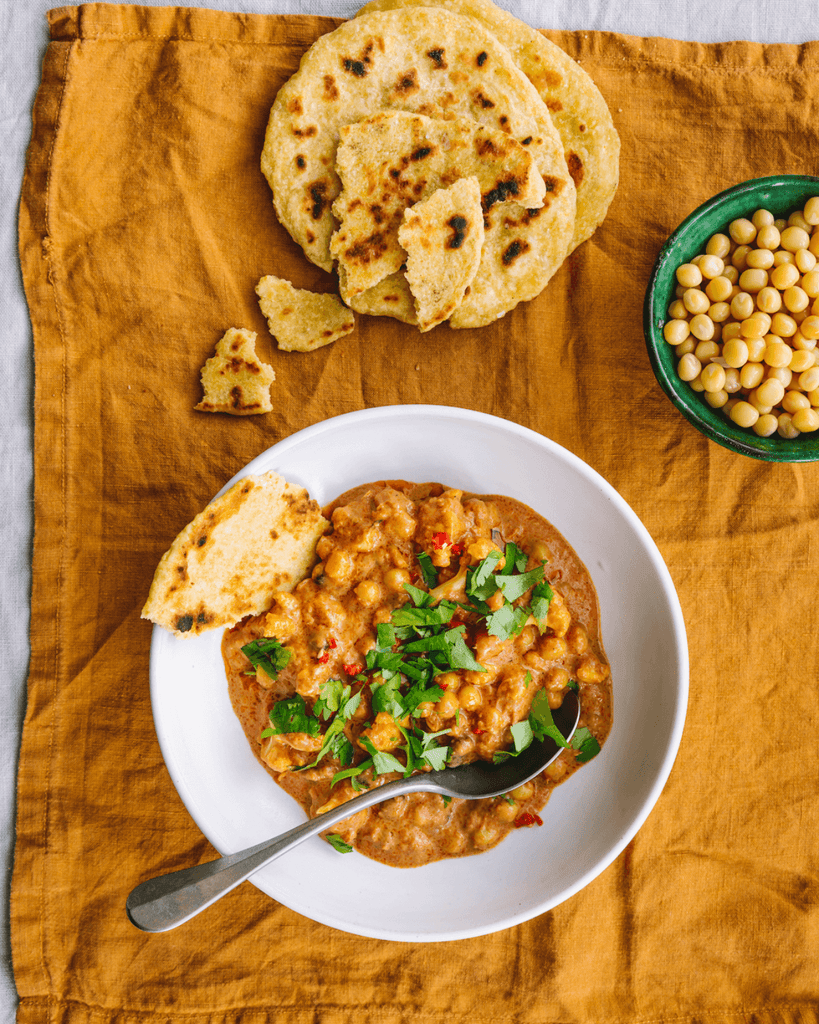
[195,328,275,416]
[256,275,355,352]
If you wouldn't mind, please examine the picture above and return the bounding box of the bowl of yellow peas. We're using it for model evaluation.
[644,175,819,460]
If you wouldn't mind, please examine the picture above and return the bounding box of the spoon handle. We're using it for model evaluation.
[125,773,431,932]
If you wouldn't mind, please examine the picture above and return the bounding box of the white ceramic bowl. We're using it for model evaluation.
[150,406,688,941]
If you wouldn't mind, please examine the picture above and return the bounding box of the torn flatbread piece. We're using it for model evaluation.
[356,0,619,251]
[142,471,329,637]
[195,328,275,416]
[332,111,545,301]
[342,268,418,325]
[398,177,484,332]
[256,276,355,352]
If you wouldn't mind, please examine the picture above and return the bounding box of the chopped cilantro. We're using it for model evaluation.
[331,759,373,789]
[416,551,439,588]
[571,727,601,763]
[242,637,292,679]
[529,580,554,631]
[325,834,353,854]
[294,685,361,771]
[495,564,545,604]
[261,695,319,739]
[529,689,570,749]
[360,736,406,776]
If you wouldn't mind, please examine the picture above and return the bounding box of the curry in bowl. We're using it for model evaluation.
[223,481,611,867]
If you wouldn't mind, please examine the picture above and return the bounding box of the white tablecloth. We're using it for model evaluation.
[2,0,817,1020]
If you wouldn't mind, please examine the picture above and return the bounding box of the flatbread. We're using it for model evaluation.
[261,6,573,276]
[356,0,619,251]
[194,328,275,416]
[256,276,355,352]
[342,269,418,324]
[142,472,328,637]
[398,177,484,331]
[331,112,543,301]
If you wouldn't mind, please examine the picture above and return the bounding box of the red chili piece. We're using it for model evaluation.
[513,811,544,829]
[450,541,464,556]
[343,662,363,676]
[432,532,450,550]
[318,652,330,664]
[328,637,338,649]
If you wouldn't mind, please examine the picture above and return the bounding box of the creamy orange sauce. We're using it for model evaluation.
[223,481,611,867]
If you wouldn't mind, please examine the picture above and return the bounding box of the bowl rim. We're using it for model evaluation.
[644,174,819,462]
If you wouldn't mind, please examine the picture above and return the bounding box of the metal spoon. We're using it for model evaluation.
[126,690,579,932]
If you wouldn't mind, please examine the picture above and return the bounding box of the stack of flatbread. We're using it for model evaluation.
[261,0,619,331]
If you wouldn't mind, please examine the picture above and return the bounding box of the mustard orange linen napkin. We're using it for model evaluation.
[15,5,819,1022]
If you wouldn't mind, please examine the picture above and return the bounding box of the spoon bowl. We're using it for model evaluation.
[127,690,579,933]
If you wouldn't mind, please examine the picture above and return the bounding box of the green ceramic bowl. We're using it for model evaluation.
[644,175,819,461]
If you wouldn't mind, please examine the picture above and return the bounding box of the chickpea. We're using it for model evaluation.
[472,821,501,848]
[384,567,410,592]
[354,579,382,606]
[799,315,819,339]
[753,414,778,437]
[799,367,819,392]
[756,286,782,314]
[796,248,817,273]
[683,288,710,315]
[752,208,775,229]
[771,262,801,290]
[529,539,552,563]
[745,248,775,270]
[723,338,749,368]
[701,363,726,393]
[690,314,715,341]
[739,268,768,292]
[792,407,819,432]
[770,312,797,338]
[699,254,725,279]
[729,218,756,245]
[724,367,742,393]
[436,691,460,718]
[566,623,589,655]
[756,378,785,407]
[778,412,800,438]
[545,593,571,636]
[676,263,703,287]
[729,401,759,428]
[730,292,755,320]
[705,232,731,257]
[325,548,355,582]
[705,276,733,302]
[803,196,819,225]
[756,224,781,250]
[790,349,816,373]
[704,389,729,409]
[545,666,570,690]
[783,390,810,413]
[781,225,811,252]
[510,783,534,801]
[694,339,719,361]
[494,798,519,823]
[540,635,568,660]
[784,286,810,313]
[458,685,482,711]
[739,362,765,389]
[677,353,702,382]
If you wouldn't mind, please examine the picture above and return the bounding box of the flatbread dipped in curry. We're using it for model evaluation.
[142,471,328,637]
